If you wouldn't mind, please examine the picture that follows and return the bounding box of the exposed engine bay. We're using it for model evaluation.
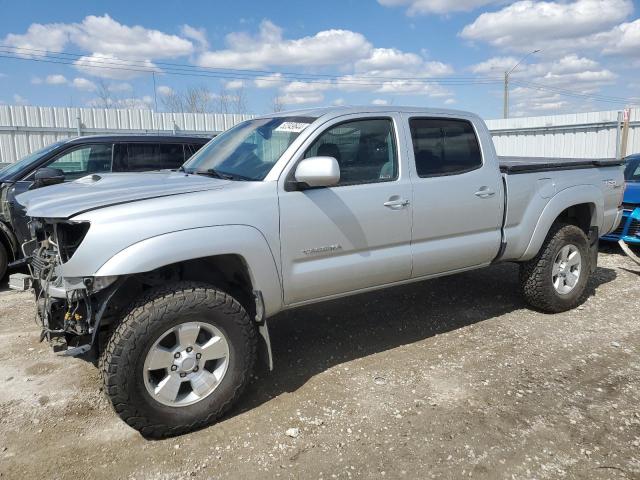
[26,219,113,356]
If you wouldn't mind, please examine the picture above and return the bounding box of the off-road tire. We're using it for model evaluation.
[519,223,591,313]
[0,242,8,280]
[100,282,257,438]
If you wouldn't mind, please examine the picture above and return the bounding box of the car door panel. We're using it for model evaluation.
[278,114,413,305]
[406,115,503,278]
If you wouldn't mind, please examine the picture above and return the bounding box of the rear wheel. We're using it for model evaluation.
[519,223,591,313]
[100,282,257,438]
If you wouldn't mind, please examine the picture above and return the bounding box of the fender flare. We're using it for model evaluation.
[95,224,283,316]
[521,185,603,260]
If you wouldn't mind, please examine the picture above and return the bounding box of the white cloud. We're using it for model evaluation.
[3,15,194,80]
[2,22,72,55]
[254,73,284,88]
[70,15,193,59]
[72,77,97,91]
[593,19,640,56]
[156,85,174,97]
[197,20,372,69]
[31,76,43,85]
[45,74,67,85]
[470,56,520,74]
[372,98,389,105]
[13,94,29,105]
[277,92,324,105]
[460,0,634,52]
[225,79,244,90]
[74,53,159,80]
[332,98,346,106]
[180,24,209,49]
[378,0,501,15]
[107,82,133,93]
[355,48,453,77]
[444,98,456,105]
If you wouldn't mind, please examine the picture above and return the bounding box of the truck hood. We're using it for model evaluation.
[17,171,228,219]
[624,182,640,205]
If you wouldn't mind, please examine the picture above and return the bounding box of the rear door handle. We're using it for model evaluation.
[384,198,410,209]
[475,187,495,199]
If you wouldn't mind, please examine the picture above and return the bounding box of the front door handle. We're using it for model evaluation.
[475,187,496,199]
[384,198,410,209]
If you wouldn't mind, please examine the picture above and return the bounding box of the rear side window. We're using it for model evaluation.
[409,118,482,177]
[124,143,184,171]
[186,143,205,160]
[157,143,185,169]
[125,143,158,172]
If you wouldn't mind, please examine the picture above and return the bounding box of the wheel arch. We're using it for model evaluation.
[95,225,283,316]
[521,185,603,261]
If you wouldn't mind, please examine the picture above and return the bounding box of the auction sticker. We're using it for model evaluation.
[275,121,310,133]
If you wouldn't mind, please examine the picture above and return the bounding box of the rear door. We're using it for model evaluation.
[278,114,413,305]
[406,115,503,277]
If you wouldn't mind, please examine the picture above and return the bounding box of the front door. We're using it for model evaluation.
[278,115,413,305]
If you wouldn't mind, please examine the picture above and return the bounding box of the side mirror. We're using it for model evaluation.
[294,156,340,189]
[31,167,65,189]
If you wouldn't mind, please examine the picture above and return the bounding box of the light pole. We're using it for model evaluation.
[503,49,540,119]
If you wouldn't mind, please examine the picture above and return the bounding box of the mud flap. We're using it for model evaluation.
[253,290,274,371]
[588,227,599,273]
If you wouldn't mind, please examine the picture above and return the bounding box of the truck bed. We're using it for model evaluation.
[499,156,624,174]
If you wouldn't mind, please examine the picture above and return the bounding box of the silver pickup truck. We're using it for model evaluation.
[17,107,624,437]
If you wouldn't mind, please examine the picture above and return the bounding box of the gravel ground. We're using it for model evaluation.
[0,246,639,480]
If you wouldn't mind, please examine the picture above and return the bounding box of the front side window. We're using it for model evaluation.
[304,118,397,186]
[184,117,315,181]
[409,118,482,177]
[0,141,65,182]
[47,144,113,179]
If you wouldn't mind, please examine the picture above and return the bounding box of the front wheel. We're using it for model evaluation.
[519,223,591,313]
[100,282,257,438]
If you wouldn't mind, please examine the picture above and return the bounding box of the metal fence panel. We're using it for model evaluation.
[486,108,639,158]
[1,105,638,165]
[0,105,255,164]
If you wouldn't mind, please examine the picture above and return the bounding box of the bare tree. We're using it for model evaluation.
[161,85,216,113]
[232,86,247,114]
[271,95,284,113]
[216,86,231,114]
[94,79,114,109]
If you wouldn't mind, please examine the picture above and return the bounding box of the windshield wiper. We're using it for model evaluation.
[195,169,253,181]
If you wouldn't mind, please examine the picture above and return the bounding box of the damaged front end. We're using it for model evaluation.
[26,219,120,357]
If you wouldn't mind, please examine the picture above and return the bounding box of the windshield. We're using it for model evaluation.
[183,116,316,181]
[625,156,640,182]
[0,141,65,182]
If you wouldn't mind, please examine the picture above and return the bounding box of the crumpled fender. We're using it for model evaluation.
[521,185,603,261]
[95,224,283,316]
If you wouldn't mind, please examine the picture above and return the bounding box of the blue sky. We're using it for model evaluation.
[0,0,638,119]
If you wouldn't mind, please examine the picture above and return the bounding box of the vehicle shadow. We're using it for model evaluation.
[232,262,617,417]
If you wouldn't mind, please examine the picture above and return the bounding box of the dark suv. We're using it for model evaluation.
[0,134,211,278]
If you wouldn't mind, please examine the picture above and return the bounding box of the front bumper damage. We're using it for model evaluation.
[26,219,120,357]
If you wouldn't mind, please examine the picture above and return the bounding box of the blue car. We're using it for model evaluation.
[602,153,640,244]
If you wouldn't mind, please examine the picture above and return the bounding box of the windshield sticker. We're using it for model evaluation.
[275,121,310,133]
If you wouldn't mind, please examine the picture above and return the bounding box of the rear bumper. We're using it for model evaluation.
[602,207,640,244]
